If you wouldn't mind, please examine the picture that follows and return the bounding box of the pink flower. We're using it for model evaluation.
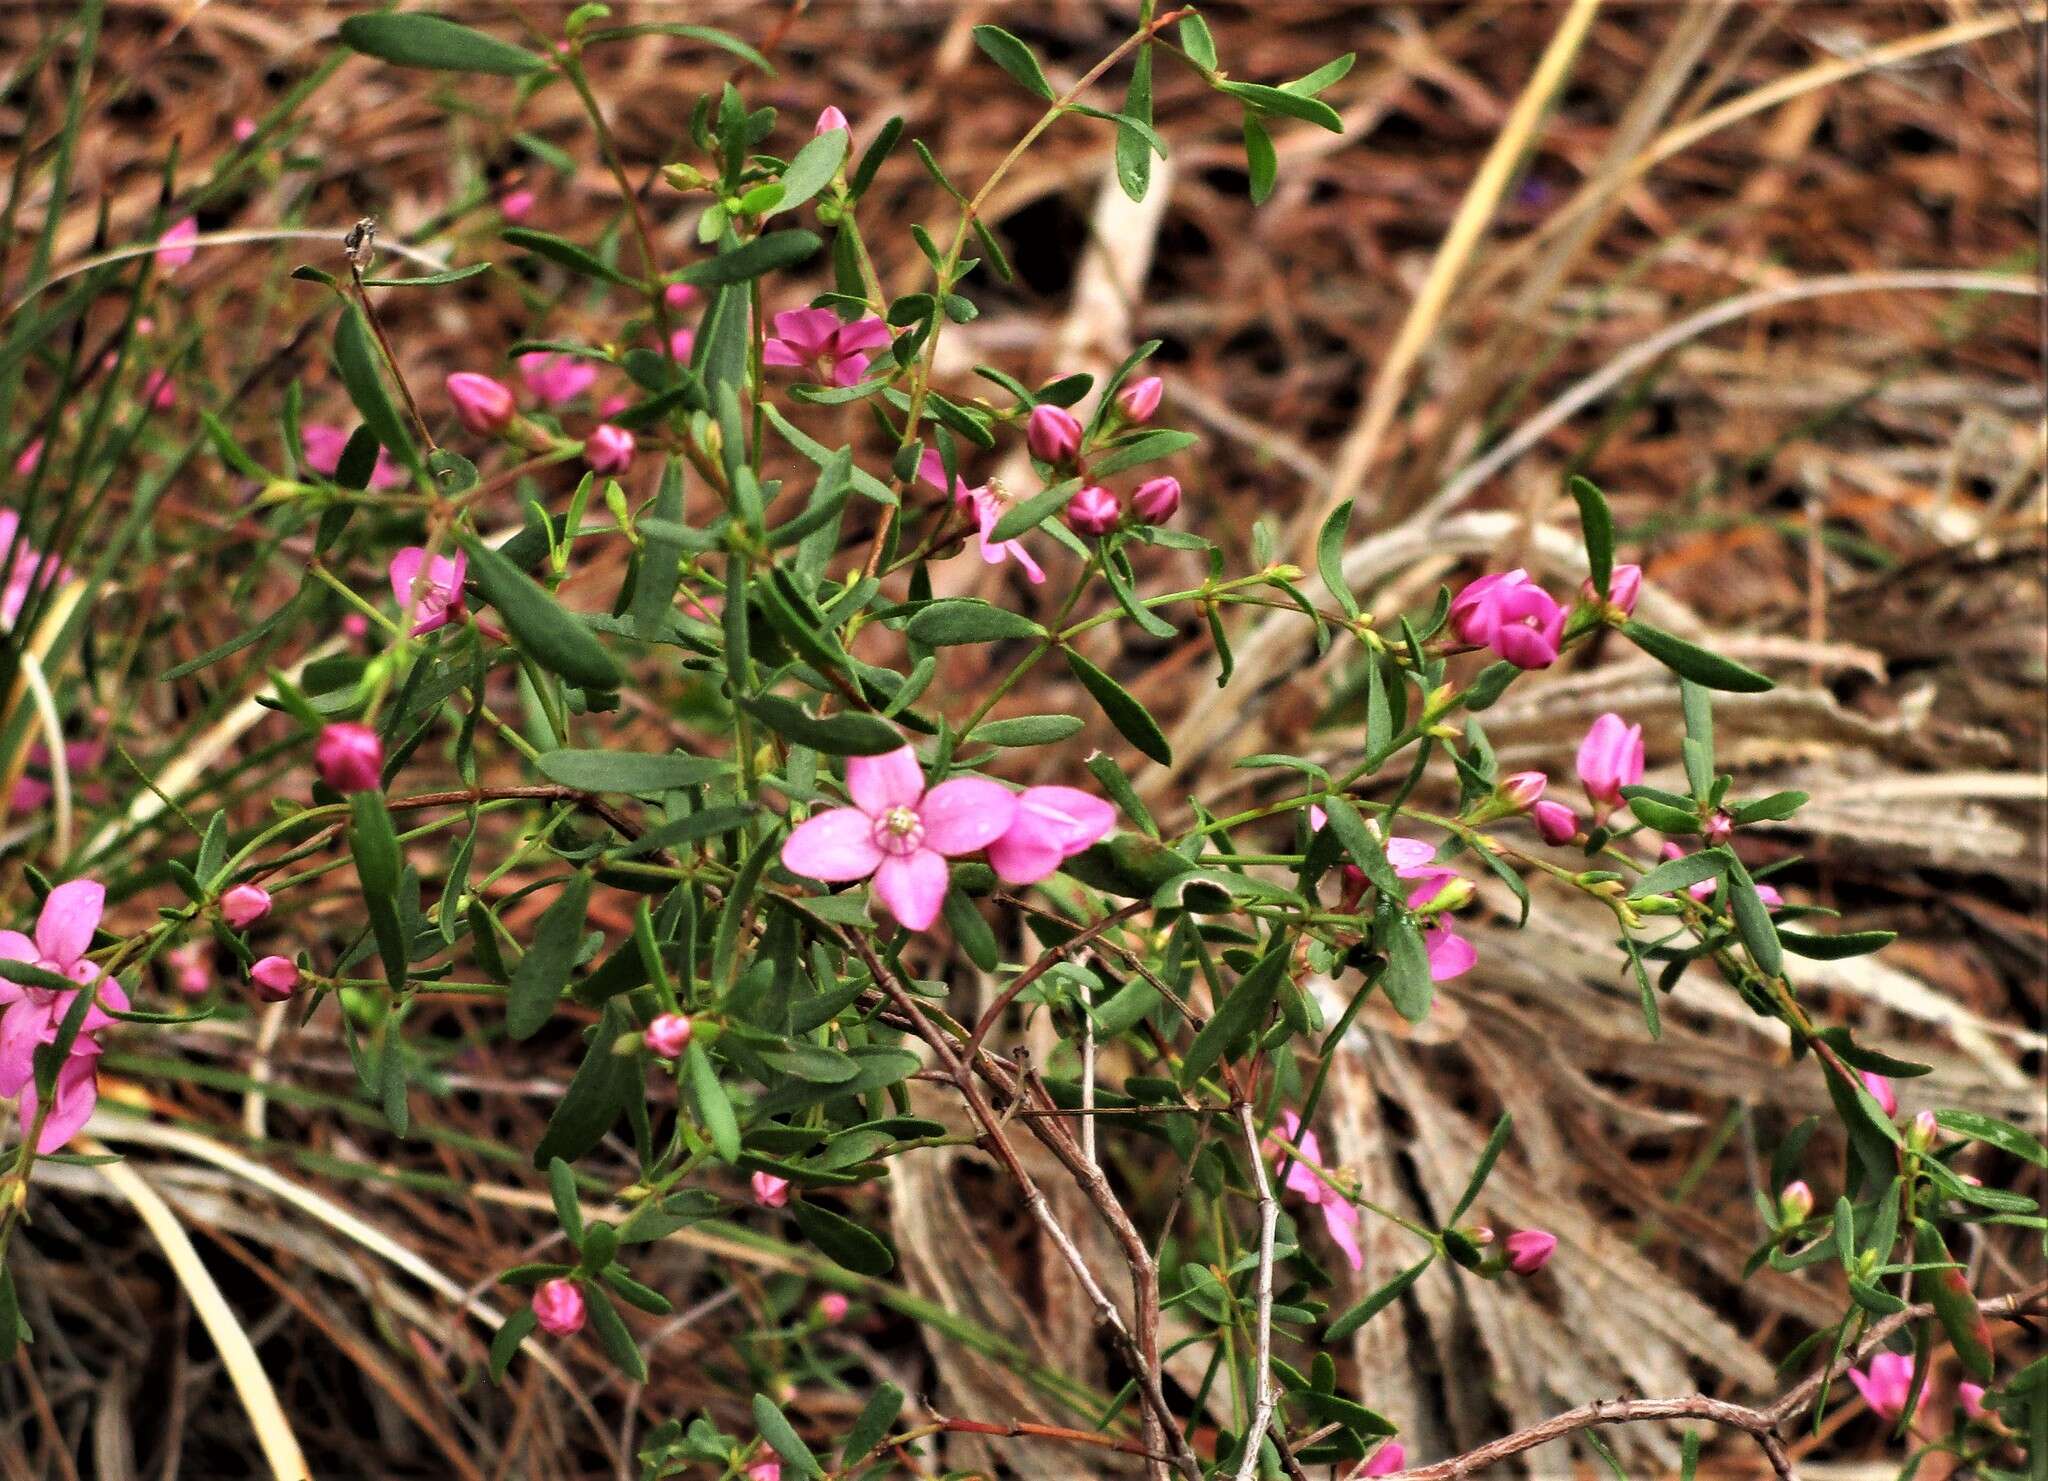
[389,547,468,635]
[598,394,633,419]
[1958,1382,1986,1419]
[0,880,129,1154]
[1424,925,1476,981]
[156,216,198,270]
[249,955,299,1002]
[1861,1073,1899,1118]
[1704,810,1734,845]
[300,424,403,490]
[762,308,891,388]
[1025,403,1082,464]
[168,943,212,997]
[342,613,370,641]
[220,884,272,930]
[517,352,598,407]
[915,452,1045,584]
[781,747,1017,931]
[447,372,516,435]
[1358,1440,1405,1477]
[1605,563,1642,616]
[532,1277,586,1336]
[817,1292,850,1323]
[1065,484,1120,535]
[664,281,699,311]
[139,369,176,411]
[498,188,536,222]
[745,1462,781,1481]
[644,1012,692,1058]
[1271,1110,1362,1270]
[0,509,73,630]
[315,723,384,793]
[1576,713,1644,811]
[584,424,635,475]
[232,116,258,144]
[1449,570,1566,669]
[1116,375,1162,424]
[987,787,1115,885]
[1847,1351,1914,1421]
[1502,1228,1556,1275]
[1500,771,1546,810]
[668,327,696,361]
[751,1171,791,1209]
[1131,476,1181,523]
[13,437,43,477]
[814,106,849,136]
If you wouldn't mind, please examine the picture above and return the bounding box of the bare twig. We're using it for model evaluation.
[1231,1102,1282,1481]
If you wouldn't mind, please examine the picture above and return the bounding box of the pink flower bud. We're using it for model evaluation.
[668,327,696,361]
[817,1292,850,1323]
[1065,484,1120,536]
[221,884,272,930]
[1910,1109,1938,1150]
[168,943,212,996]
[1360,1441,1405,1477]
[1502,1228,1556,1275]
[1779,1179,1814,1223]
[1026,403,1083,464]
[1531,799,1579,845]
[1704,810,1734,845]
[1131,475,1181,523]
[1463,1225,1495,1246]
[751,1171,790,1209]
[1958,1381,1986,1419]
[643,1012,693,1058]
[1605,563,1642,616]
[446,372,516,435]
[814,106,849,136]
[1861,1072,1898,1118]
[157,216,198,271]
[1500,771,1547,810]
[13,437,43,476]
[664,281,699,310]
[498,188,536,222]
[745,1462,782,1481]
[583,423,635,475]
[342,613,370,641]
[1115,375,1163,424]
[232,116,258,143]
[249,955,299,1002]
[598,394,633,419]
[1576,713,1644,811]
[140,369,176,410]
[532,1277,585,1336]
[315,723,384,793]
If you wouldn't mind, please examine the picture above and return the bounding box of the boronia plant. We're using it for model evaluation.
[1,7,2040,1480]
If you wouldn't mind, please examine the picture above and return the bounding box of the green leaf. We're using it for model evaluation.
[1217,80,1343,131]
[338,13,548,75]
[1089,428,1197,478]
[791,1200,895,1276]
[1065,650,1170,765]
[739,695,900,756]
[752,1393,825,1478]
[1179,13,1218,69]
[459,532,622,691]
[1934,1110,2047,1168]
[1626,848,1726,899]
[1180,942,1290,1088]
[942,886,998,972]
[971,24,1054,99]
[1326,1256,1431,1341]
[334,303,418,480]
[361,262,494,288]
[487,1305,538,1382]
[770,129,847,216]
[1316,499,1357,617]
[582,1285,647,1382]
[349,792,409,991]
[969,714,1085,748]
[1779,928,1895,961]
[536,748,726,795]
[685,1041,740,1161]
[986,478,1080,543]
[501,226,634,286]
[506,871,593,1040]
[1621,621,1773,693]
[1568,475,1614,597]
[904,599,1045,646]
[1916,1222,1994,1381]
[1449,1112,1513,1222]
[1726,859,1782,976]
[533,1004,636,1166]
[1242,114,1277,204]
[840,1383,905,1468]
[679,230,821,287]
[547,1158,583,1247]
[1377,901,1433,1023]
[1116,40,1155,202]
[1731,789,1808,824]
[1627,795,1700,834]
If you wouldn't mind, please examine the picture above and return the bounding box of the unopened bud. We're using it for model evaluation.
[1779,1179,1814,1224]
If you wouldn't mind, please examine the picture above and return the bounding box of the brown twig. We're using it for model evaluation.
[965,901,1145,1055]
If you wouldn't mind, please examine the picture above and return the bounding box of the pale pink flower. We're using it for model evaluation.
[1449,569,1566,669]
[667,327,696,362]
[156,216,198,270]
[1576,713,1643,812]
[1389,837,1476,982]
[0,880,129,1154]
[1131,476,1181,523]
[750,1171,791,1209]
[1357,1441,1405,1478]
[1065,484,1120,535]
[1847,1351,1914,1421]
[446,372,516,435]
[987,787,1115,885]
[315,723,384,793]
[584,424,634,475]
[780,746,1017,931]
[745,1461,781,1481]
[532,1277,585,1336]
[1704,809,1734,845]
[220,884,272,930]
[1779,1179,1814,1223]
[1025,403,1082,464]
[342,613,370,641]
[1500,771,1546,810]
[761,308,890,387]
[517,352,598,407]
[299,423,403,490]
[498,188,536,222]
[644,1012,692,1058]
[8,740,103,815]
[232,116,258,143]
[0,509,74,630]
[1597,563,1642,616]
[12,437,43,477]
[1115,375,1162,424]
[597,394,633,419]
[389,547,468,635]
[814,105,849,136]
[1502,1228,1556,1275]
[249,955,299,1002]
[168,943,212,997]
[1271,1110,1362,1270]
[915,451,1045,584]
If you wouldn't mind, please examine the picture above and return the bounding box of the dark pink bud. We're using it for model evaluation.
[1026,404,1083,464]
[1861,1072,1898,1118]
[1503,1228,1556,1275]
[1500,771,1546,810]
[817,1292,850,1323]
[249,955,299,1002]
[1576,713,1644,810]
[643,1012,693,1058]
[1958,1382,1986,1419]
[232,116,258,144]
[1116,375,1163,424]
[221,884,272,929]
[583,424,635,475]
[1065,484,1120,535]
[446,372,516,435]
[532,1277,585,1336]
[1531,799,1579,845]
[751,1171,790,1209]
[664,281,700,310]
[315,723,384,793]
[1131,476,1181,523]
[1606,563,1642,615]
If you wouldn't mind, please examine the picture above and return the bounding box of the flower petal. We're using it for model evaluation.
[1385,836,1437,877]
[0,930,36,986]
[761,340,808,369]
[846,746,924,815]
[768,308,837,355]
[35,880,103,967]
[781,809,884,882]
[831,317,893,355]
[917,777,1017,856]
[23,1052,99,1154]
[872,849,949,930]
[1017,787,1115,855]
[1424,924,1476,982]
[388,547,426,606]
[987,827,1064,886]
[1320,1196,1365,1272]
[830,352,870,388]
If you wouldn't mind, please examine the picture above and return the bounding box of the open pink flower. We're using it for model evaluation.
[1848,1351,1914,1421]
[300,423,403,491]
[1389,837,1476,982]
[168,943,213,996]
[1449,569,1565,669]
[1271,1110,1362,1270]
[517,352,598,407]
[0,509,73,630]
[916,451,1046,584]
[0,880,129,1153]
[781,746,1017,931]
[988,787,1115,885]
[389,547,468,635]
[762,308,891,387]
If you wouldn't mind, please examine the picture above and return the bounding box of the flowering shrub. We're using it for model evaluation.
[0,7,2040,1480]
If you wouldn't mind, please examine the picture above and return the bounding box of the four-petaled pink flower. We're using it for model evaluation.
[916,451,1046,584]
[0,880,129,1153]
[988,787,1115,885]
[750,1171,791,1209]
[584,424,635,475]
[781,746,1017,931]
[1847,1351,1914,1421]
[1449,570,1566,669]
[1576,712,1644,813]
[9,739,103,815]
[1,509,73,631]
[389,547,468,635]
[300,424,404,491]
[1271,1110,1362,1270]
[517,352,598,407]
[762,308,891,388]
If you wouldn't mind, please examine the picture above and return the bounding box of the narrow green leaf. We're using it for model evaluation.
[506,871,593,1040]
[678,230,821,287]
[1217,80,1343,131]
[685,1040,740,1161]
[1316,499,1357,617]
[1325,1255,1431,1341]
[1568,475,1614,597]
[338,13,548,75]
[904,599,1045,646]
[752,1393,825,1477]
[487,1305,538,1382]
[537,749,727,795]
[349,792,409,990]
[791,1199,896,1276]
[334,303,418,480]
[770,129,848,216]
[971,24,1054,99]
[547,1157,583,1246]
[1180,942,1290,1088]
[582,1285,647,1381]
[1449,1113,1513,1222]
[502,226,634,286]
[1622,621,1773,693]
[1243,114,1277,203]
[459,532,622,690]
[840,1382,904,1468]
[1065,650,1170,765]
[739,695,900,756]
